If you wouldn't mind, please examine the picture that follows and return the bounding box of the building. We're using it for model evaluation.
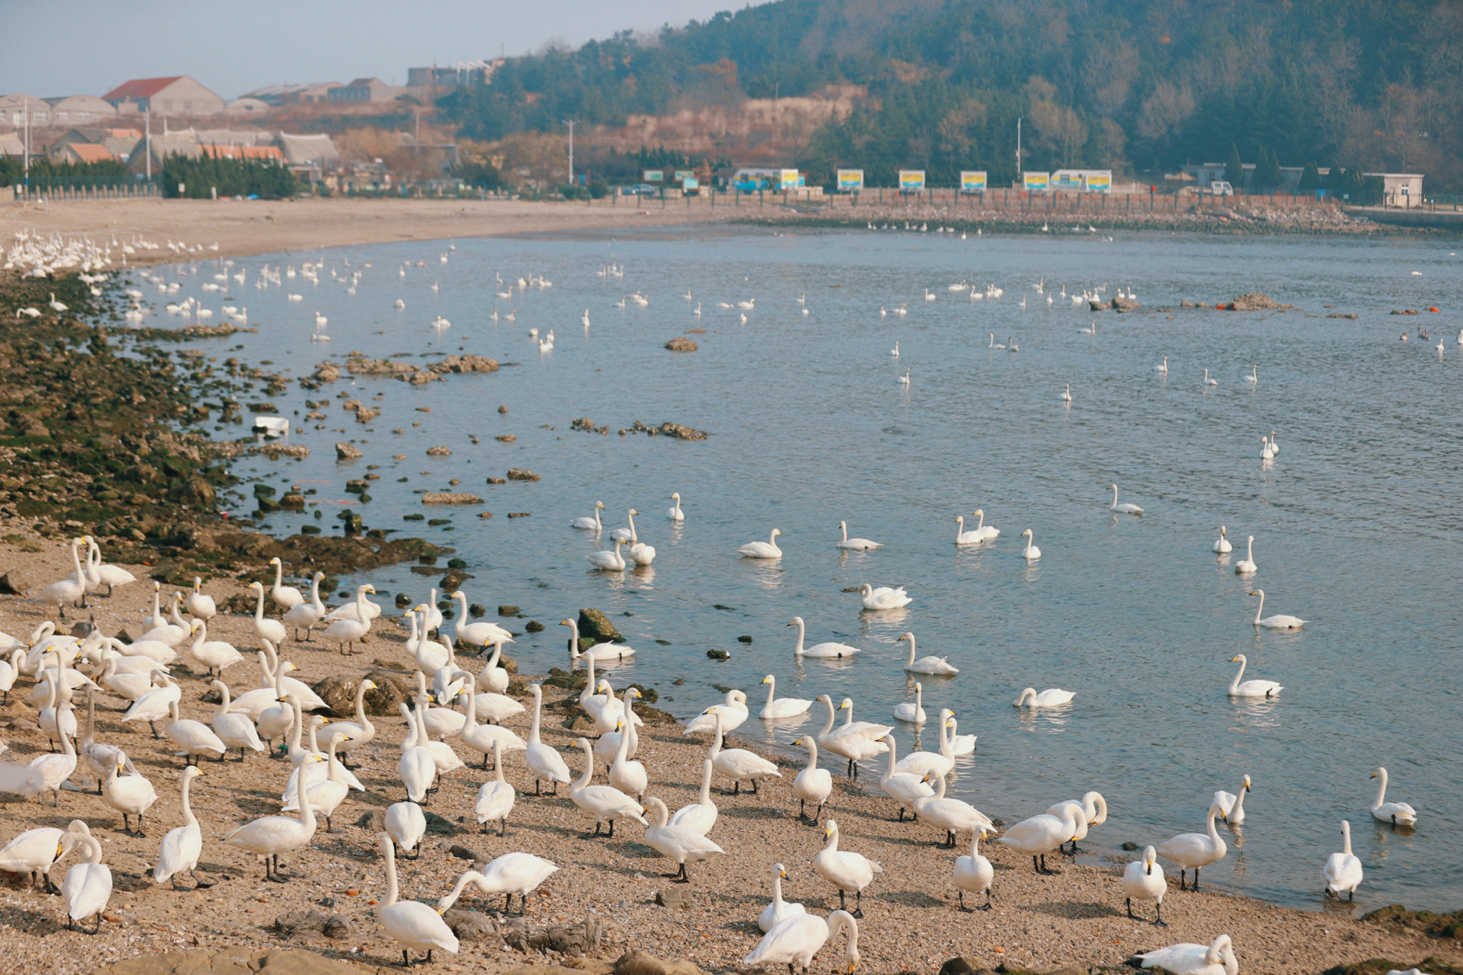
[407,62,502,88]
[128,133,201,175]
[329,78,403,103]
[1365,173,1424,207]
[103,76,224,117]
[44,95,116,124]
[0,133,25,157]
[50,142,116,165]
[241,82,342,106]
[196,128,271,146]
[0,94,49,127]
[225,97,272,116]
[200,143,286,162]
[49,126,143,161]
[275,132,340,182]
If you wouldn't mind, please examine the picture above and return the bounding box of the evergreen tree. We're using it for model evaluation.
[1297,161,1321,191]
[1224,144,1244,186]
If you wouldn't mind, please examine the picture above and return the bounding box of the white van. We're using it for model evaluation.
[1211,181,1234,197]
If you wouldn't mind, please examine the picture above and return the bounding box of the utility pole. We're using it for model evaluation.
[145,107,151,180]
[23,96,30,180]
[565,119,577,186]
[1016,116,1023,184]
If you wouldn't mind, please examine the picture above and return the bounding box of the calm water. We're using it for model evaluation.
[144,225,1463,914]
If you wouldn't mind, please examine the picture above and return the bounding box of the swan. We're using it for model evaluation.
[0,645,23,703]
[560,617,636,663]
[611,508,640,543]
[267,557,303,611]
[1132,935,1237,975]
[837,521,882,551]
[945,714,976,756]
[890,341,899,357]
[759,863,807,931]
[85,538,136,597]
[1261,436,1275,460]
[996,802,1082,874]
[321,584,375,652]
[592,681,639,767]
[123,673,182,738]
[1214,775,1251,825]
[40,537,88,618]
[989,334,1005,350]
[609,714,648,800]
[1046,791,1108,853]
[954,829,995,911]
[569,737,646,837]
[789,618,860,659]
[812,820,882,917]
[282,572,326,640]
[1122,845,1167,925]
[396,704,437,803]
[667,492,685,521]
[898,368,911,385]
[643,796,725,882]
[1213,527,1233,553]
[707,711,782,794]
[878,734,933,821]
[164,699,227,765]
[630,539,656,566]
[61,829,111,932]
[286,733,353,831]
[1014,687,1075,708]
[668,758,718,835]
[248,582,287,647]
[1158,803,1228,889]
[1269,431,1280,456]
[745,909,860,975]
[686,689,749,735]
[1228,655,1282,697]
[154,766,207,889]
[953,514,986,545]
[572,501,606,530]
[451,590,513,649]
[1370,767,1417,827]
[79,689,136,790]
[915,771,996,847]
[892,682,926,724]
[1155,356,1169,374]
[324,585,382,624]
[385,800,427,859]
[1245,364,1258,384]
[524,685,572,795]
[815,696,889,778]
[221,758,321,881]
[1234,536,1257,573]
[438,852,559,915]
[740,528,783,558]
[458,675,528,764]
[587,538,627,570]
[187,620,243,678]
[795,737,830,819]
[205,682,264,763]
[407,692,465,776]
[1250,589,1305,629]
[1021,529,1041,560]
[1325,821,1364,900]
[318,679,379,762]
[1109,483,1144,515]
[473,740,517,836]
[29,700,78,805]
[0,822,85,893]
[403,609,449,674]
[859,583,912,610]
[899,632,958,676]
[377,833,459,966]
[759,674,812,719]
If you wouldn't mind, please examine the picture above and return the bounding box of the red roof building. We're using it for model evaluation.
[102,76,223,117]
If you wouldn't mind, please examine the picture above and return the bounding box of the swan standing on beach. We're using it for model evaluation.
[321,585,376,652]
[1122,846,1167,925]
[643,796,725,882]
[437,852,559,915]
[1370,767,1417,827]
[708,710,782,794]
[282,572,326,641]
[813,820,882,917]
[154,766,207,889]
[61,828,111,932]
[740,528,783,558]
[685,689,749,735]
[474,741,516,836]
[1132,934,1237,975]
[953,829,995,911]
[759,863,807,931]
[221,757,321,882]
[1228,656,1282,697]
[837,522,882,550]
[1158,803,1228,890]
[997,803,1083,874]
[1325,821,1364,901]
[668,759,718,836]
[267,557,303,612]
[377,833,459,966]
[248,582,287,648]
[1047,791,1107,853]
[744,909,860,975]
[1213,775,1251,825]
[914,771,996,848]
[85,537,136,597]
[524,686,571,795]
[1250,590,1305,629]
[569,737,646,837]
[759,675,813,719]
[899,632,958,675]
[791,737,833,824]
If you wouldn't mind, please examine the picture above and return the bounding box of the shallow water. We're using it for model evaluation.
[150,225,1462,914]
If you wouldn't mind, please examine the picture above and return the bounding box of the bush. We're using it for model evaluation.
[560,184,587,200]
[160,152,299,199]
[588,181,608,199]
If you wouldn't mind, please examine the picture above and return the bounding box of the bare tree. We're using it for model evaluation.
[1095,117,1128,169]
[1081,41,1140,118]
[1137,81,1196,145]
[1030,99,1087,167]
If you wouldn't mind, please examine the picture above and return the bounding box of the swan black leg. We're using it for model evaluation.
[1192,867,1201,891]
[837,889,847,912]
[504,894,513,913]
[1126,897,1135,919]
[852,889,864,919]
[1154,901,1166,926]
[191,868,212,889]
[500,818,508,837]
[979,889,993,911]
[672,862,689,883]
[606,819,615,838]
[959,891,970,912]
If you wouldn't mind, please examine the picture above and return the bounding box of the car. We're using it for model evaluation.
[1210,181,1234,197]
[624,183,657,196]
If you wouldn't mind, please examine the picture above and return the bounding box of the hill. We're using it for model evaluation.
[440,0,1463,190]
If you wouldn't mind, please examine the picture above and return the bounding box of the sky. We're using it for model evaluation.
[0,0,743,100]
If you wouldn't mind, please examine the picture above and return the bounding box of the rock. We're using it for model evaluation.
[499,605,519,616]
[0,567,39,596]
[311,672,410,717]
[1088,298,1111,310]
[664,337,698,351]
[578,608,622,643]
[486,477,506,485]
[653,887,701,909]
[613,950,703,975]
[449,844,485,861]
[1227,291,1280,311]
[1120,841,1141,851]
[442,909,499,942]
[496,434,516,442]
[270,910,354,940]
[1112,295,1141,312]
[430,354,500,375]
[737,635,754,643]
[706,649,729,660]
[939,959,977,975]
[422,493,484,504]
[313,362,341,382]
[96,948,366,975]
[507,467,540,481]
[1328,312,1359,319]
[627,420,709,441]
[424,810,456,834]
[570,418,596,432]
[426,446,452,456]
[334,442,362,460]
[498,405,509,414]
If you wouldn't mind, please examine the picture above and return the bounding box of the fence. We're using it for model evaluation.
[12,177,161,201]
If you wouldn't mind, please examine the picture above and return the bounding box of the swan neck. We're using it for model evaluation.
[698,761,712,803]
[1230,657,1246,692]
[1254,591,1264,623]
[274,561,284,588]
[906,638,915,666]
[1341,821,1352,855]
[254,585,266,619]
[180,773,198,827]
[354,681,371,726]
[1374,770,1387,807]
[819,697,835,736]
[574,741,594,790]
[884,735,898,773]
[529,688,543,743]
[382,840,399,907]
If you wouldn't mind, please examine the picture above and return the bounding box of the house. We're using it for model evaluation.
[0,133,24,157]
[329,78,403,103]
[226,97,272,116]
[1365,173,1424,207]
[44,95,116,124]
[128,133,201,174]
[49,126,142,161]
[195,128,271,146]
[51,142,115,165]
[0,94,49,127]
[242,83,341,106]
[103,76,224,117]
[275,132,340,182]
[199,143,286,163]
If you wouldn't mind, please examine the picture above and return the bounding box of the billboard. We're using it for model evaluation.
[837,169,864,192]
[899,169,926,192]
[1023,171,1050,191]
[673,169,695,182]
[960,171,987,193]
[643,169,664,183]
[682,177,699,192]
[778,169,801,191]
[1084,172,1111,192]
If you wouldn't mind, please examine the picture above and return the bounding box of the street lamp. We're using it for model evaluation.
[1016,116,1023,183]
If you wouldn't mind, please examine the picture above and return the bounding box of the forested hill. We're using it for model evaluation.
[441,0,1463,190]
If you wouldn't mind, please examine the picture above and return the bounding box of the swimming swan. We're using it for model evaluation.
[1213,526,1232,553]
[1249,590,1305,629]
[740,528,783,558]
[1021,529,1041,560]
[1109,484,1143,515]
[1014,687,1074,708]
[1234,536,1257,574]
[1228,655,1282,697]
[837,522,882,550]
[892,682,926,725]
[1370,767,1417,827]
[759,674,813,719]
[789,618,860,659]
[859,583,912,610]
[571,502,605,531]
[899,632,958,675]
[1213,774,1251,825]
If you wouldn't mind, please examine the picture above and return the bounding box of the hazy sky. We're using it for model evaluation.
[1,0,741,100]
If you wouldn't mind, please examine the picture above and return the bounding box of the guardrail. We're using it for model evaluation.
[12,177,161,200]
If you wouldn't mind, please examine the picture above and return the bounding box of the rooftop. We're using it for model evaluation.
[103,77,184,101]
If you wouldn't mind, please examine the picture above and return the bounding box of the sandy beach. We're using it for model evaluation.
[0,531,1454,975]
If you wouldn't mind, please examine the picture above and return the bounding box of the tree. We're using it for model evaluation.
[1224,144,1244,185]
[1297,161,1322,191]
[1252,147,1282,188]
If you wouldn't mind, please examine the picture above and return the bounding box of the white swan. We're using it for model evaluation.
[123,673,182,738]
[1269,430,1281,456]
[101,751,157,834]
[740,528,783,558]
[85,538,136,597]
[1203,368,1219,387]
[451,590,513,649]
[609,714,648,800]
[587,538,627,570]
[892,682,926,724]
[996,802,1083,874]
[685,689,749,735]
[267,557,303,611]
[859,583,911,610]
[968,509,999,541]
[572,500,606,531]
[815,696,889,778]
[28,700,77,805]
[1325,821,1364,901]
[1228,655,1282,697]
[470,740,517,837]
[878,734,933,821]
[1234,536,1257,573]
[385,801,427,859]
[759,863,807,931]
[318,679,379,760]
[457,675,527,766]
[954,515,984,545]
[708,710,782,794]
[787,736,833,825]
[61,829,111,932]
[154,766,207,889]
[953,829,995,911]
[946,714,976,756]
[892,713,957,778]
[1014,687,1075,708]
[1261,436,1275,460]
[524,685,571,794]
[610,508,640,543]
[248,582,287,648]
[1154,356,1169,374]
[1122,845,1167,925]
[812,820,882,917]
[667,492,685,521]
[1047,791,1107,853]
[570,738,646,837]
[282,571,326,640]
[837,522,882,551]
[1021,528,1041,560]
[668,758,718,836]
[1370,767,1417,827]
[788,617,860,659]
[221,759,321,882]
[321,584,375,653]
[40,538,88,618]
[759,675,812,719]
[1133,935,1237,975]
[1157,803,1228,889]
[1109,483,1144,515]
[377,833,459,966]
[165,699,227,765]
[560,617,636,663]
[396,703,437,803]
[438,852,559,915]
[900,632,958,676]
[287,733,353,831]
[1213,775,1251,825]
[915,771,996,847]
[1250,589,1305,629]
[1245,364,1258,384]
[1213,526,1233,553]
[1060,383,1072,403]
[187,620,243,678]
[643,796,725,882]
[745,909,860,975]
